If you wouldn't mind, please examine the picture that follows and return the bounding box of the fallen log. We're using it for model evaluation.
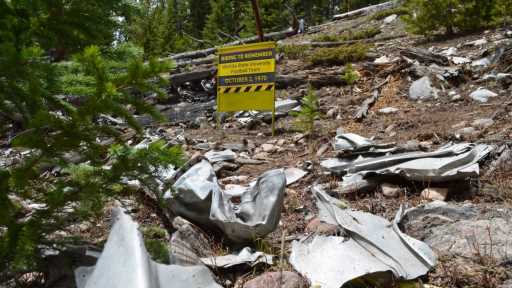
[353,77,390,121]
[333,1,397,21]
[169,69,216,87]
[400,47,450,66]
[164,28,297,62]
[354,90,379,121]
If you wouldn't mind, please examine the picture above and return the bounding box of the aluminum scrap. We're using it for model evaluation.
[322,142,493,182]
[165,160,286,243]
[75,206,221,288]
[204,149,237,163]
[200,247,273,268]
[334,132,396,154]
[289,187,436,288]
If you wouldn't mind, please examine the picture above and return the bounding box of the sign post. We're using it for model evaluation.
[216,42,277,135]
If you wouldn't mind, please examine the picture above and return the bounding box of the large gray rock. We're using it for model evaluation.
[243,272,307,288]
[401,201,512,264]
[409,76,436,100]
[469,88,497,103]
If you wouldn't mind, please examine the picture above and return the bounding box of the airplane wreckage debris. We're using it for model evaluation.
[289,187,437,288]
[74,206,222,288]
[321,132,493,195]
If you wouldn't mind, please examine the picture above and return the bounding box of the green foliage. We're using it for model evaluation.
[202,0,238,44]
[310,43,369,66]
[142,225,170,264]
[313,34,341,42]
[369,7,410,20]
[312,28,381,42]
[341,27,381,41]
[0,0,133,60]
[341,63,360,86]
[0,1,181,273]
[291,87,321,134]
[403,0,499,36]
[277,44,311,60]
[494,0,512,26]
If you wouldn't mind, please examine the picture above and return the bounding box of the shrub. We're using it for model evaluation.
[277,44,310,59]
[494,0,512,26]
[142,225,170,264]
[369,7,410,20]
[340,27,381,41]
[312,34,340,42]
[403,0,498,36]
[341,63,360,86]
[402,0,459,35]
[310,43,369,66]
[312,28,381,43]
[291,86,320,134]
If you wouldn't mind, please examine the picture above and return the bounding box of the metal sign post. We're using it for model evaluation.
[216,42,277,135]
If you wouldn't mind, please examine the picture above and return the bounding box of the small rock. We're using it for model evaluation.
[409,76,436,101]
[374,55,391,64]
[220,175,249,184]
[451,56,471,64]
[293,133,305,142]
[253,152,270,160]
[471,118,494,129]
[469,88,498,103]
[243,271,307,288]
[383,14,397,24]
[381,183,402,198]
[456,127,477,136]
[305,218,339,235]
[421,187,448,201]
[261,143,277,153]
[277,139,286,146]
[378,107,399,114]
[451,94,462,102]
[326,108,337,119]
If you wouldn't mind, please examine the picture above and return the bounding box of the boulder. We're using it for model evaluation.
[409,76,436,100]
[469,88,497,103]
[401,201,512,265]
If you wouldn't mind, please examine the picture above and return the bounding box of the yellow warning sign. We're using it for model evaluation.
[217,42,276,113]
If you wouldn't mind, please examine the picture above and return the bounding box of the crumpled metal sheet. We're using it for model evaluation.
[204,149,237,163]
[334,132,396,154]
[200,247,273,268]
[323,143,492,182]
[166,160,219,225]
[165,160,286,243]
[210,169,286,242]
[289,187,436,288]
[75,207,221,288]
[283,167,308,186]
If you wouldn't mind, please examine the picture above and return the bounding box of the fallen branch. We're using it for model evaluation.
[353,77,390,121]
[400,47,450,66]
[333,1,397,21]
[164,28,297,62]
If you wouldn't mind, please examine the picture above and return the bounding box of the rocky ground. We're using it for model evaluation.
[3,7,512,288]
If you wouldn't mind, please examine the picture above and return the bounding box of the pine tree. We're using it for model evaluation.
[291,86,321,134]
[202,0,237,44]
[0,0,182,277]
